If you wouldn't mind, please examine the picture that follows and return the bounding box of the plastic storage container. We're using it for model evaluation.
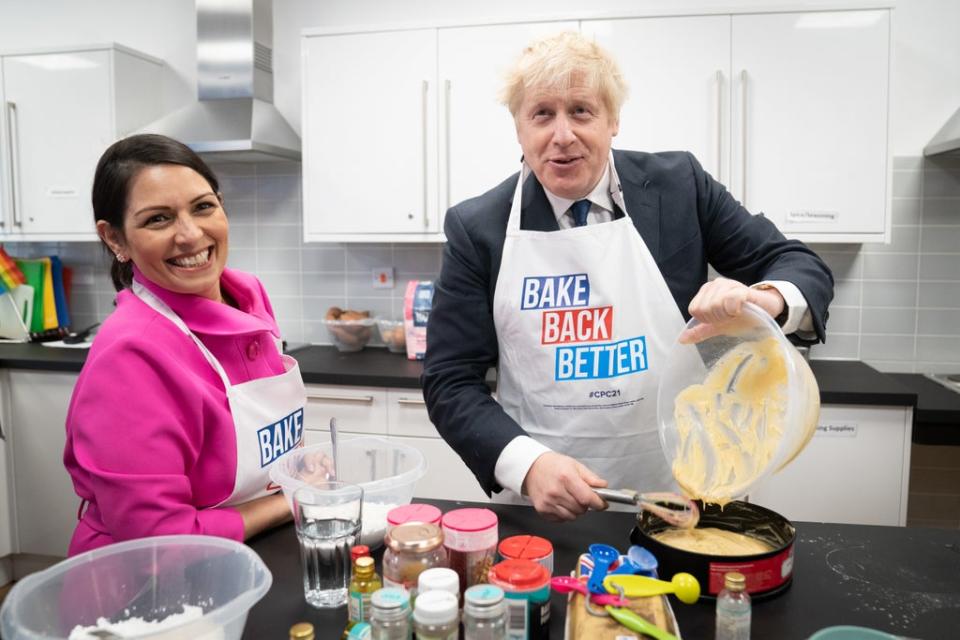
[0,535,271,640]
[376,319,407,354]
[657,302,820,504]
[487,559,550,640]
[270,436,427,547]
[323,317,377,352]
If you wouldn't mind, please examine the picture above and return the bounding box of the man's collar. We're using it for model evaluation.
[542,163,614,222]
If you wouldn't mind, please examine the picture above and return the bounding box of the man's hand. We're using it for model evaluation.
[521,452,608,521]
[679,277,785,344]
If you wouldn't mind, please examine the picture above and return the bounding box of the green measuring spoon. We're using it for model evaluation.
[604,605,679,640]
[604,572,702,604]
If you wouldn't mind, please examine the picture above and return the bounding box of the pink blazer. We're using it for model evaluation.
[63,267,287,555]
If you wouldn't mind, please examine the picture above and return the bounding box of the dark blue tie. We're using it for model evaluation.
[570,199,591,227]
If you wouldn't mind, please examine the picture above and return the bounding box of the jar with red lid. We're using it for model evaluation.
[386,503,443,529]
[497,535,553,575]
[440,508,498,594]
[488,559,550,640]
[382,522,448,598]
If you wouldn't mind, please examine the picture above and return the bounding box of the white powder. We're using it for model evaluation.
[361,502,395,547]
[68,605,224,640]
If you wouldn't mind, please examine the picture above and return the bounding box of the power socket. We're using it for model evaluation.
[372,267,394,289]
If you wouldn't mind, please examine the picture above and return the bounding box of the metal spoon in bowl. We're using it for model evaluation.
[329,417,339,481]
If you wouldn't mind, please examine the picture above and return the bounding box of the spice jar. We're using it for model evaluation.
[487,559,550,640]
[387,503,443,529]
[382,522,448,597]
[497,536,554,575]
[441,508,498,594]
[418,567,461,603]
[412,590,459,640]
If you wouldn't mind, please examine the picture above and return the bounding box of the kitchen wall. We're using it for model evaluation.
[0,0,958,366]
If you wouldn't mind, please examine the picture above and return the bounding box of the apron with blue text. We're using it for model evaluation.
[133,281,307,506]
[492,153,685,503]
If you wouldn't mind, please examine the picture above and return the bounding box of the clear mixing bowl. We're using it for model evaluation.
[270,436,426,548]
[0,535,271,639]
[657,302,820,505]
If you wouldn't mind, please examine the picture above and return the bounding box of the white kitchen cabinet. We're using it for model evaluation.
[0,45,162,241]
[438,21,577,212]
[731,11,890,242]
[304,383,388,434]
[302,22,575,242]
[588,10,890,243]
[302,30,439,241]
[0,370,13,584]
[583,16,732,186]
[750,404,912,526]
[4,370,77,559]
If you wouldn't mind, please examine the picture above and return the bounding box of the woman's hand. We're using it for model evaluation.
[234,492,293,539]
[521,452,608,521]
[679,277,785,344]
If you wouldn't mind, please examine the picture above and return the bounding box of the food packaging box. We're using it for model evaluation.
[403,280,433,360]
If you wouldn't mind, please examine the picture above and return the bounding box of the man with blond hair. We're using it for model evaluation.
[422,32,833,521]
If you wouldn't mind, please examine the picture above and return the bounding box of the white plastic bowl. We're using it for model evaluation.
[657,302,820,504]
[376,319,407,353]
[0,535,271,640]
[270,436,426,547]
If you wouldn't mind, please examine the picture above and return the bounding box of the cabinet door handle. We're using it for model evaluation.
[444,78,451,212]
[715,70,723,179]
[396,397,426,406]
[740,69,748,209]
[307,394,375,404]
[421,79,429,229]
[5,101,22,228]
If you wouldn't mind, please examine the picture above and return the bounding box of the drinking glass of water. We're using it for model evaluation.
[293,482,363,608]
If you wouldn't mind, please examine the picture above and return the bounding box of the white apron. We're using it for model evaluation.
[492,154,685,504]
[133,281,307,507]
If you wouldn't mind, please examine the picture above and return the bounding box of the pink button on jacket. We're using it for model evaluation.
[63,267,286,556]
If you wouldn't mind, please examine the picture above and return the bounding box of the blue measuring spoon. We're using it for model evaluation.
[587,543,620,594]
[608,545,659,577]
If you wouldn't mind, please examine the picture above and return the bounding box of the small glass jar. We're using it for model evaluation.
[382,522,448,597]
[462,584,508,640]
[412,590,459,640]
[418,567,461,603]
[369,588,412,640]
[441,508,498,594]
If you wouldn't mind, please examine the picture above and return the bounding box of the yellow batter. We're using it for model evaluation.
[671,337,787,505]
[653,527,773,556]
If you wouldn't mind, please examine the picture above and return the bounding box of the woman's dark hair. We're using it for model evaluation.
[92,134,221,291]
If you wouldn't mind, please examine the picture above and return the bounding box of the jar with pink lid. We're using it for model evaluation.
[440,508,499,594]
[386,503,443,529]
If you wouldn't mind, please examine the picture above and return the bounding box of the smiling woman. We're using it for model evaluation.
[62,134,307,556]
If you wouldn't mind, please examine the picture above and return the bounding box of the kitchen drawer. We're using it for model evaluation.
[304,384,387,435]
[386,389,436,438]
[389,435,489,502]
[301,429,367,447]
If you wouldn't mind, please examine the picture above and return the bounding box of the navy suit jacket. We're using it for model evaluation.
[421,149,834,496]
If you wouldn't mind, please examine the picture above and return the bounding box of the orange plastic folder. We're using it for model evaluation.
[15,259,46,333]
[40,258,58,330]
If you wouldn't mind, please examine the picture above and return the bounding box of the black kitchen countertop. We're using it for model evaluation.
[3,343,958,442]
[243,498,960,640]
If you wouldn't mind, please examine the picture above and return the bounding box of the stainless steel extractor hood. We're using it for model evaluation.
[139,0,300,162]
[924,107,960,157]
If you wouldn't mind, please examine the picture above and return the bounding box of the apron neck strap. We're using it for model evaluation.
[131,281,233,390]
